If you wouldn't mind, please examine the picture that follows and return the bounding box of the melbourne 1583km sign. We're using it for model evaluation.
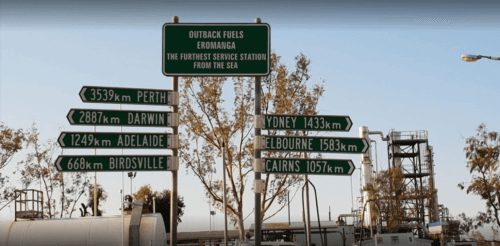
[256,158,355,176]
[55,155,179,172]
[67,109,178,127]
[80,86,179,106]
[162,23,270,76]
[255,114,352,132]
[255,135,369,154]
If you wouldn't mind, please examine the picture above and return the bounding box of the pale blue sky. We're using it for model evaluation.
[2,0,500,238]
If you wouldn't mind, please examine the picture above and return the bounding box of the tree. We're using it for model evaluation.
[364,168,410,233]
[17,124,62,218]
[87,183,108,216]
[179,52,325,240]
[133,184,185,232]
[470,231,486,241]
[0,123,25,210]
[459,123,500,229]
[16,123,91,218]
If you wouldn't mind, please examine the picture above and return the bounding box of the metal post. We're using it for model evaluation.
[223,141,228,246]
[121,104,124,246]
[288,191,291,225]
[305,176,312,246]
[121,188,124,246]
[153,197,156,213]
[254,16,262,246]
[170,15,180,246]
[94,126,97,217]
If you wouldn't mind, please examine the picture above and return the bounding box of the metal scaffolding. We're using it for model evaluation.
[386,130,438,237]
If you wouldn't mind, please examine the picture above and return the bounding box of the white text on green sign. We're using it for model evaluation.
[255,135,369,153]
[67,109,178,127]
[80,86,178,106]
[58,132,178,149]
[255,114,352,131]
[256,158,355,175]
[55,155,178,172]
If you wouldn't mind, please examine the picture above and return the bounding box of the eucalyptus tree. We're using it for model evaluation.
[179,52,325,240]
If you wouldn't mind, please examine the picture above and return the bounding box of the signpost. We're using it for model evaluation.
[55,155,178,172]
[58,132,178,149]
[255,114,352,131]
[80,86,179,106]
[67,109,178,127]
[257,158,355,175]
[162,23,271,76]
[255,135,369,154]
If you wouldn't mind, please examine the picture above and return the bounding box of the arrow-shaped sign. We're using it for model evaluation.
[80,86,178,106]
[55,155,179,172]
[67,109,178,127]
[255,135,369,154]
[255,158,355,176]
[58,132,178,149]
[255,114,352,132]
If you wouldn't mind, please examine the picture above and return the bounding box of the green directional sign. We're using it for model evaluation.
[255,114,352,131]
[255,135,369,154]
[259,158,355,175]
[162,23,270,76]
[80,86,178,106]
[55,155,178,172]
[58,132,178,149]
[67,109,178,127]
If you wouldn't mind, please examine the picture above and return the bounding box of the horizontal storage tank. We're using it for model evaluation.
[0,213,166,246]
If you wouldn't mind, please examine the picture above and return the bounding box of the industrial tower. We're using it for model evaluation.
[386,130,439,237]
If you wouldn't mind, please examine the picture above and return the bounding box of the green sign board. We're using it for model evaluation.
[80,86,178,106]
[67,109,178,127]
[260,158,355,175]
[58,132,178,149]
[55,155,178,172]
[162,23,270,76]
[255,114,352,131]
[255,135,369,154]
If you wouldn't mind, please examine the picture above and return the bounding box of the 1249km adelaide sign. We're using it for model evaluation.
[162,23,270,76]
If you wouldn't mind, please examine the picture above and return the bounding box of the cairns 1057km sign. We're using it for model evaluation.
[162,23,270,76]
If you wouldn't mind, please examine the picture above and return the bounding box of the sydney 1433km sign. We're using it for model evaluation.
[162,23,270,76]
[255,114,352,132]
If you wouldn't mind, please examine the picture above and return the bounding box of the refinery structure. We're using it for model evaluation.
[0,127,465,246]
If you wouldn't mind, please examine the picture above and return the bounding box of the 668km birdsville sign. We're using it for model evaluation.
[162,23,270,76]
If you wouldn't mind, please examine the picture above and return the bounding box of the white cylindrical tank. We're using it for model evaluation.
[359,126,373,228]
[0,213,166,246]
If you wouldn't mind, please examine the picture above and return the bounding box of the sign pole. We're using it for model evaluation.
[223,141,228,246]
[94,126,97,217]
[304,154,311,246]
[170,15,179,246]
[254,15,263,246]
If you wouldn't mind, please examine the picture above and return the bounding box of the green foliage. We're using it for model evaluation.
[87,183,107,216]
[134,184,185,233]
[459,123,500,229]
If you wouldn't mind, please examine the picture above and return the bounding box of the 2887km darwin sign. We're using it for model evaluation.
[163,23,270,76]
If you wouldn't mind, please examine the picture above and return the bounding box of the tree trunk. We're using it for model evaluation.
[237,212,246,241]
